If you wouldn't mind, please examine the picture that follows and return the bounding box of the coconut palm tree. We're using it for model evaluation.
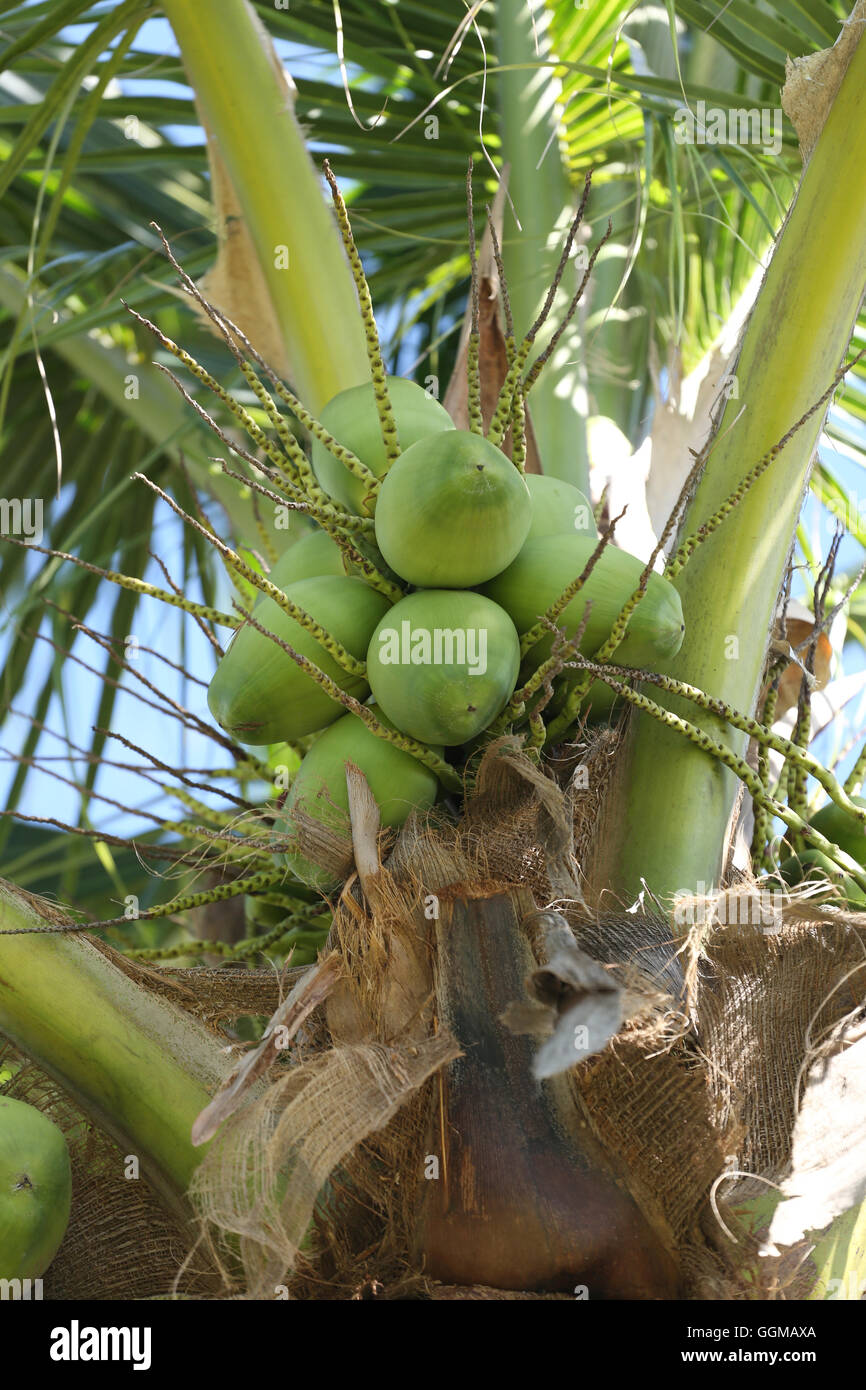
[2,0,866,1300]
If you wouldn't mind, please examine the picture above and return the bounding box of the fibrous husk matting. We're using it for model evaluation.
[5,734,866,1299]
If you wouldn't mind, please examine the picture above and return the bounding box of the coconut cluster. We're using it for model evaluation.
[207,378,685,888]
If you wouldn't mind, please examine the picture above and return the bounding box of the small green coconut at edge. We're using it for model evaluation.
[281,706,441,889]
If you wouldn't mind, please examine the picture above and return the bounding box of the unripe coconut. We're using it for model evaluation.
[266,528,347,586]
[481,534,684,723]
[778,849,866,908]
[208,575,390,744]
[482,534,684,668]
[280,706,441,889]
[275,512,316,545]
[263,526,398,592]
[374,431,531,588]
[525,474,598,541]
[367,589,520,745]
[313,377,455,515]
[229,526,335,615]
[0,1097,72,1279]
[807,794,866,866]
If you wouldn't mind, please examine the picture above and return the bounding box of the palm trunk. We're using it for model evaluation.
[415,886,679,1296]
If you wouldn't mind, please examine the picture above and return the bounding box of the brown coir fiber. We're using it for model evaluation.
[6,736,866,1299]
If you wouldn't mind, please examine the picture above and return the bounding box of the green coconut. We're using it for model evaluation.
[374,431,531,588]
[280,706,441,889]
[0,1097,72,1280]
[259,528,398,602]
[208,574,390,744]
[525,475,598,541]
[807,795,866,866]
[312,377,455,515]
[265,528,347,586]
[778,849,866,908]
[366,589,520,745]
[482,535,684,665]
[480,534,684,724]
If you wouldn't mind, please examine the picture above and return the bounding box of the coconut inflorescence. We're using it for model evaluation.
[806,793,866,865]
[205,374,686,890]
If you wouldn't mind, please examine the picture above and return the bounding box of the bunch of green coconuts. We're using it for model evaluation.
[208,378,686,889]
